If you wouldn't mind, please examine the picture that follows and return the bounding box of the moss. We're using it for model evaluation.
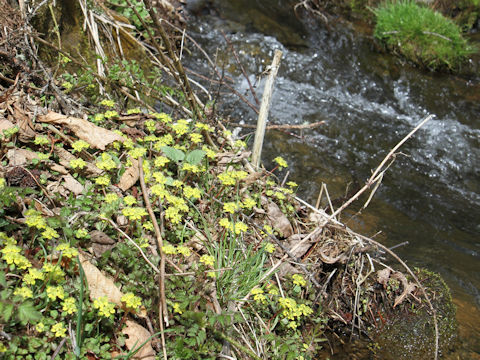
[373,1,476,71]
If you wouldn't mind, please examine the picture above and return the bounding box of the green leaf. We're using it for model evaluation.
[161,146,185,163]
[1,302,14,322]
[185,150,206,165]
[17,301,42,325]
[0,271,6,287]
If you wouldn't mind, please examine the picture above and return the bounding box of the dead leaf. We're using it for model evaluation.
[6,148,39,166]
[286,234,310,258]
[122,320,156,360]
[63,174,84,195]
[90,230,116,257]
[38,111,124,150]
[377,268,391,288]
[13,102,35,141]
[54,147,102,176]
[78,252,123,305]
[391,272,417,307]
[118,158,139,191]
[0,118,15,136]
[263,197,293,238]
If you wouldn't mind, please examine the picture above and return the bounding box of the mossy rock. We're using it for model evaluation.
[373,1,477,71]
[370,268,458,359]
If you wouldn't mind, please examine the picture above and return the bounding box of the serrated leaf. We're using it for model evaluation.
[0,272,6,287]
[185,149,206,165]
[17,301,42,325]
[161,146,185,163]
[1,302,14,322]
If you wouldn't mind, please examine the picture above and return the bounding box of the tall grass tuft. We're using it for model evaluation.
[374,0,476,70]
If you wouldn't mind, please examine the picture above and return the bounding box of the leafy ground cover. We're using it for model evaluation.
[0,0,455,358]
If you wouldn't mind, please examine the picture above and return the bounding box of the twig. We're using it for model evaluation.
[138,157,168,360]
[221,30,260,106]
[100,217,160,274]
[328,115,434,220]
[230,120,325,131]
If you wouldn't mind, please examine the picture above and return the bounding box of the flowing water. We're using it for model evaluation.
[183,0,480,356]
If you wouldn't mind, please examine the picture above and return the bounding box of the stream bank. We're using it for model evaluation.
[182,0,480,358]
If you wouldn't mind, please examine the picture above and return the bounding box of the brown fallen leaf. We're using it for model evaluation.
[63,174,84,195]
[78,252,123,305]
[54,147,102,176]
[118,158,139,191]
[0,118,15,136]
[38,111,124,150]
[122,320,156,360]
[263,197,293,238]
[377,268,391,289]
[286,234,310,258]
[89,230,116,257]
[6,148,39,166]
[391,272,417,308]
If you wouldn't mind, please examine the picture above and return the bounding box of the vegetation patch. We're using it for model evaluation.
[373,1,476,70]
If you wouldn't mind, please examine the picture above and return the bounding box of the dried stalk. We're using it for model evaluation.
[139,157,168,360]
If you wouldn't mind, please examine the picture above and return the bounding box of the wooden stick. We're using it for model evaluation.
[251,50,283,168]
[139,157,168,360]
[231,120,325,131]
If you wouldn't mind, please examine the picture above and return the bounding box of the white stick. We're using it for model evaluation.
[251,50,283,168]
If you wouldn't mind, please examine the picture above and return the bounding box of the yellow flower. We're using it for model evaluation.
[104,110,118,119]
[95,175,111,186]
[94,113,105,122]
[154,156,170,168]
[264,243,275,254]
[96,153,117,171]
[151,184,168,199]
[218,172,235,186]
[202,145,216,159]
[172,119,189,136]
[183,186,202,200]
[234,140,246,149]
[173,303,182,314]
[128,147,147,159]
[34,135,49,146]
[25,212,47,229]
[142,221,154,231]
[121,292,142,311]
[182,163,200,173]
[42,263,65,280]
[200,255,215,267]
[70,158,86,169]
[241,197,256,210]
[122,207,147,221]
[195,122,214,132]
[123,195,137,206]
[162,244,177,255]
[251,288,267,304]
[104,193,119,204]
[219,218,233,231]
[189,132,203,144]
[231,170,248,180]
[36,322,46,333]
[223,202,239,214]
[71,140,90,153]
[127,107,141,114]
[100,99,115,107]
[145,119,156,132]
[46,286,65,301]
[75,228,89,238]
[23,268,44,285]
[51,323,67,338]
[62,297,77,315]
[93,296,116,318]
[176,246,191,257]
[152,112,172,123]
[207,271,216,279]
[234,222,248,234]
[14,286,33,299]
[42,226,60,240]
[0,177,5,189]
[292,274,306,287]
[274,156,288,169]
[56,243,79,258]
[274,191,286,200]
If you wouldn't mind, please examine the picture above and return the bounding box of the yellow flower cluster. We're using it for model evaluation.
[199,255,215,267]
[93,296,116,318]
[292,274,306,287]
[121,292,142,311]
[70,158,86,169]
[1,243,31,270]
[51,322,67,338]
[219,219,248,234]
[251,288,267,304]
[152,112,172,123]
[172,119,190,136]
[183,186,202,200]
[122,207,147,221]
[46,285,65,301]
[71,140,90,153]
[62,297,77,314]
[96,152,117,171]
[161,244,192,257]
[56,243,79,259]
[23,268,44,285]
[277,297,313,329]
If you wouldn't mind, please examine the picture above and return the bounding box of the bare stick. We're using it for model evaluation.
[221,30,260,106]
[328,115,434,220]
[251,50,283,168]
[231,120,325,131]
[139,157,168,360]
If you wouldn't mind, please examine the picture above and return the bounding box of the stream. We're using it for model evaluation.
[183,0,480,357]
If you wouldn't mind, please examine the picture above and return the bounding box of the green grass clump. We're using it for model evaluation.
[374,0,476,70]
